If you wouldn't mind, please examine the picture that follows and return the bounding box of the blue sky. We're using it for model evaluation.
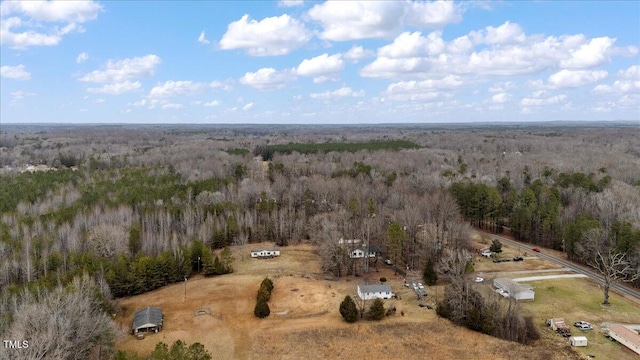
[1,0,639,124]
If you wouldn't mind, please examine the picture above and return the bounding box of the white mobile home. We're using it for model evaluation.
[357,284,394,300]
[250,248,280,258]
[608,323,640,356]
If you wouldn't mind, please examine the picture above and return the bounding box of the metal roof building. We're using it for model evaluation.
[493,278,535,301]
[132,306,163,334]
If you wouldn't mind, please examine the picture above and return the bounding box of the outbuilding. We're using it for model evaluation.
[569,336,588,347]
[132,306,163,334]
[250,248,280,258]
[357,284,394,300]
[493,278,534,301]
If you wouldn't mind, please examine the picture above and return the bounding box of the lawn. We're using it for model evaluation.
[522,278,640,360]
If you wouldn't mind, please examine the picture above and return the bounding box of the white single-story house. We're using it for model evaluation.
[349,245,381,259]
[493,278,534,301]
[569,336,588,347]
[608,323,640,356]
[132,306,163,334]
[357,284,394,300]
[250,248,280,258]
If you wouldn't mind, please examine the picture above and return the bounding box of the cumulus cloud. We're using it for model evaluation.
[521,94,567,106]
[0,0,102,49]
[10,90,36,101]
[491,92,512,104]
[279,0,304,7]
[1,64,31,80]
[296,53,344,82]
[76,52,89,63]
[80,55,161,83]
[548,69,608,88]
[592,80,640,95]
[618,65,640,79]
[161,103,184,110]
[148,80,204,98]
[242,102,254,110]
[310,86,364,100]
[209,80,234,91]
[204,100,221,107]
[87,80,141,95]
[361,23,635,80]
[343,45,374,63]
[219,14,311,56]
[308,1,461,41]
[198,31,210,44]
[239,67,295,90]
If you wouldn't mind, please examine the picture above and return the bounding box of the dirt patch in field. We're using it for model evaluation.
[114,243,582,360]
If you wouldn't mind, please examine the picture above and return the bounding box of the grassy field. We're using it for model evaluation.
[113,243,637,360]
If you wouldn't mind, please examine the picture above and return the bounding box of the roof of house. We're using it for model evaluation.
[358,284,392,293]
[570,336,588,341]
[132,306,163,330]
[494,278,534,294]
[610,323,640,348]
[251,248,280,252]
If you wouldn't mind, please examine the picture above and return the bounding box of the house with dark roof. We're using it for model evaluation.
[132,306,163,334]
[357,284,394,300]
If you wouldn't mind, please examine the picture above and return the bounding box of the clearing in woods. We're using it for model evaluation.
[115,243,590,360]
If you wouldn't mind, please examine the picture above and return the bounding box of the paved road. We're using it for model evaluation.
[477,230,640,302]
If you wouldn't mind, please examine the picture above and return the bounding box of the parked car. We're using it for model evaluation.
[574,321,590,327]
[475,277,484,283]
[532,247,541,252]
[492,259,501,263]
[577,324,593,330]
[513,256,524,261]
[496,288,509,298]
[417,283,424,289]
[384,259,392,265]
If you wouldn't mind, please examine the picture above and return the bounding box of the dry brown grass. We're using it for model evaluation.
[114,243,581,360]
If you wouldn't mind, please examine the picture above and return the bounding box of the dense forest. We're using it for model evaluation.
[0,123,639,358]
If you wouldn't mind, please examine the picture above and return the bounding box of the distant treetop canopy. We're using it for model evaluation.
[256,140,420,160]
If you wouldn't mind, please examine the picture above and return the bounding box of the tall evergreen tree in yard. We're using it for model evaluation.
[254,299,270,318]
[201,248,215,276]
[368,299,386,320]
[212,255,223,275]
[423,259,438,286]
[490,239,503,253]
[220,246,235,273]
[339,295,358,323]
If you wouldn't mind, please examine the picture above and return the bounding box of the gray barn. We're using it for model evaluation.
[132,306,163,334]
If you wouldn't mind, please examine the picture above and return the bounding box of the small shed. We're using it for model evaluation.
[132,306,163,334]
[570,336,588,347]
[357,284,394,300]
[250,248,280,258]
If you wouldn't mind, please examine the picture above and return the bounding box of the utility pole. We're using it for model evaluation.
[184,276,187,301]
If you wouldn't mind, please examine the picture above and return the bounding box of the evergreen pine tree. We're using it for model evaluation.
[423,258,438,286]
[339,295,358,323]
[254,299,270,318]
[368,299,385,320]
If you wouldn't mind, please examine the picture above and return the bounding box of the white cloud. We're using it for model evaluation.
[296,53,344,82]
[219,14,311,56]
[279,0,304,7]
[559,37,615,69]
[378,31,445,58]
[0,1,102,49]
[239,67,295,90]
[148,80,203,98]
[0,1,103,22]
[308,1,461,41]
[310,86,364,100]
[76,52,89,63]
[469,21,525,45]
[204,100,221,107]
[343,45,374,63]
[209,80,233,91]
[243,102,254,110]
[1,64,31,80]
[491,92,512,104]
[618,65,640,79]
[404,0,462,28]
[198,31,210,44]
[95,98,105,103]
[548,69,608,88]
[161,103,184,110]
[10,90,36,100]
[87,80,141,94]
[80,55,161,83]
[386,75,463,93]
[592,80,640,95]
[521,94,567,106]
[488,81,515,93]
